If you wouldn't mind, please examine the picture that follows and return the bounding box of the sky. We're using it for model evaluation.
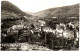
[1,0,79,13]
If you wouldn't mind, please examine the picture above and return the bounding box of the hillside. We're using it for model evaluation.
[1,1,32,31]
[35,4,79,18]
[1,1,31,18]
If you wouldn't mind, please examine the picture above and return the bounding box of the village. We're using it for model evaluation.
[1,18,79,50]
[1,1,79,51]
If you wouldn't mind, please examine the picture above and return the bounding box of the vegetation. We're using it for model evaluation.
[1,1,79,50]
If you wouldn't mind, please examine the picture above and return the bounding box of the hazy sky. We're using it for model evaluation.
[2,0,79,13]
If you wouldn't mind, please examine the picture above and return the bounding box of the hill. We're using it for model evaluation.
[1,1,32,31]
[1,1,31,18]
[1,1,33,21]
[35,4,79,18]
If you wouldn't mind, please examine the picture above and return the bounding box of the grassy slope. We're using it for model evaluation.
[35,4,79,18]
